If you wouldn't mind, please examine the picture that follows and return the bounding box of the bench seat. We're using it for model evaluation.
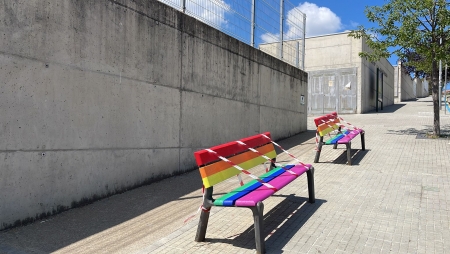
[324,129,364,145]
[214,164,311,207]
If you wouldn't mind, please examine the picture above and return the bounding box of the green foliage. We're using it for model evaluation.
[349,0,450,75]
[349,0,450,135]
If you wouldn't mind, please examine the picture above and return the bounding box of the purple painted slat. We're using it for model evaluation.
[337,129,363,144]
[234,164,310,207]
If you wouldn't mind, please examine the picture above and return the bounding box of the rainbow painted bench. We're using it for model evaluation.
[193,132,315,254]
[314,112,365,165]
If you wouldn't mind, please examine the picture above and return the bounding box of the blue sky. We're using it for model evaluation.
[297,0,380,34]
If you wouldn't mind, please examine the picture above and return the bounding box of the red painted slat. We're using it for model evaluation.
[194,132,272,166]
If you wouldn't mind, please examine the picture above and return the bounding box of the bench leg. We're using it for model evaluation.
[250,202,265,254]
[334,127,341,149]
[314,137,323,163]
[346,142,352,165]
[361,131,366,150]
[195,187,213,242]
[306,167,315,203]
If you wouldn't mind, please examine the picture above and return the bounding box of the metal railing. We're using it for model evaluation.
[159,0,306,69]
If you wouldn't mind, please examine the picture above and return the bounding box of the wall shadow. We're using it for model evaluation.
[0,169,202,253]
[274,130,317,152]
[205,195,326,252]
[365,103,406,114]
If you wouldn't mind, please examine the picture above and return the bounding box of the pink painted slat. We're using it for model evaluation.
[337,129,363,144]
[234,164,310,207]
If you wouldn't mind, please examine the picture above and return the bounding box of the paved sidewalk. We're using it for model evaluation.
[1,97,450,254]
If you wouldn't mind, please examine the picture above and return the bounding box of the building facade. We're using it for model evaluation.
[261,32,395,114]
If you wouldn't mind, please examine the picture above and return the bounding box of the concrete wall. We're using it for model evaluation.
[415,78,429,98]
[394,63,416,101]
[0,0,308,230]
[361,54,395,113]
[303,32,394,113]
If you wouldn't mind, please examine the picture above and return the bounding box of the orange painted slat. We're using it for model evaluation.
[199,143,275,178]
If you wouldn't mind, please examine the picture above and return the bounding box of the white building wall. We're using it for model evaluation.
[305,32,394,113]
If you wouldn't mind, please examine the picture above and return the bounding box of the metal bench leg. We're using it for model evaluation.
[195,187,213,242]
[346,142,352,165]
[361,131,366,150]
[250,202,265,254]
[314,136,323,163]
[333,143,338,149]
[306,167,315,203]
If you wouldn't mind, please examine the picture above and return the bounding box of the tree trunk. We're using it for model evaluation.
[431,59,440,136]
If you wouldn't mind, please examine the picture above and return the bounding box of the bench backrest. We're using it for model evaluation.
[314,112,340,137]
[194,132,277,188]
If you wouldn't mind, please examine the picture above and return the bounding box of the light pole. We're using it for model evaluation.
[439,38,442,110]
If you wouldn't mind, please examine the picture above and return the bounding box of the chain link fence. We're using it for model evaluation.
[159,0,306,69]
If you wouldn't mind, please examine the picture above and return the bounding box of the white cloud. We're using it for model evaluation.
[160,0,230,28]
[186,0,230,27]
[350,21,359,28]
[297,2,342,37]
[261,2,343,43]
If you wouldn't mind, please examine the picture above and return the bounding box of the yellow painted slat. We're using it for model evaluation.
[202,150,277,188]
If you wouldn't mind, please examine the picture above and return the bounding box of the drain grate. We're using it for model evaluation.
[416,133,428,139]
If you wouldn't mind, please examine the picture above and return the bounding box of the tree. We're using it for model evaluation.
[349,0,450,136]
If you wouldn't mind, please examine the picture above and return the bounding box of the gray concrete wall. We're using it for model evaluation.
[415,78,429,98]
[394,64,416,101]
[361,55,395,113]
[0,0,308,230]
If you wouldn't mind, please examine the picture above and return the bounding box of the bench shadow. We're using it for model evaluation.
[312,148,369,165]
[330,149,370,165]
[205,195,326,252]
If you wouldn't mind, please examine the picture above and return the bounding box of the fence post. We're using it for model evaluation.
[251,0,255,47]
[279,0,284,59]
[302,13,306,70]
[182,0,186,13]
[296,41,300,68]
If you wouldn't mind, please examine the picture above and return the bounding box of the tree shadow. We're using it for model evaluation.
[386,127,431,136]
[205,195,326,252]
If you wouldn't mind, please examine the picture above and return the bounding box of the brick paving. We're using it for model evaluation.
[1,97,450,254]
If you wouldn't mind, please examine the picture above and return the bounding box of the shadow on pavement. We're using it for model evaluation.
[386,127,431,135]
[0,169,203,253]
[274,130,317,152]
[330,149,370,165]
[205,195,325,252]
[365,103,406,114]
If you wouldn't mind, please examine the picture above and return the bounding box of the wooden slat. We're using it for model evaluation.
[199,144,275,178]
[201,149,277,188]
[194,132,272,166]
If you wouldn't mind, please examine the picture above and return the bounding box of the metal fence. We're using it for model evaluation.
[158,0,306,69]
